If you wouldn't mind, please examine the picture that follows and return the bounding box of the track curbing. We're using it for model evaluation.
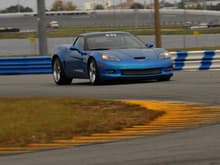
[0,100,220,155]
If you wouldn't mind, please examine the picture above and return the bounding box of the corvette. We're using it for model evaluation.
[52,31,173,85]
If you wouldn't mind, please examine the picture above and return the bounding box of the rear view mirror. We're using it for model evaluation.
[146,42,154,48]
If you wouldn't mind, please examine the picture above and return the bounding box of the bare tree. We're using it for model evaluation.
[94,4,104,10]
[65,1,76,11]
[51,0,64,11]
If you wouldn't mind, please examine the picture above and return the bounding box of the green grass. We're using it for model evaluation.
[0,98,163,147]
[0,32,37,39]
[1,25,220,39]
[0,25,219,56]
[167,46,220,52]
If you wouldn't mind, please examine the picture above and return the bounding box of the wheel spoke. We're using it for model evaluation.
[89,61,96,83]
[53,60,61,82]
[52,58,72,85]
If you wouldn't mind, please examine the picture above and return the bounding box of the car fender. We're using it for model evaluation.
[152,48,166,56]
[87,52,104,65]
[52,45,71,71]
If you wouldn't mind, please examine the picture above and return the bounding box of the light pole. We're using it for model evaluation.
[17,0,21,12]
[154,0,161,48]
[203,0,207,22]
[183,0,186,49]
[37,0,48,56]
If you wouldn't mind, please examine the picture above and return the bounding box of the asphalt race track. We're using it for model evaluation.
[1,124,220,165]
[0,71,219,104]
[0,71,220,164]
[0,11,220,29]
[2,34,220,55]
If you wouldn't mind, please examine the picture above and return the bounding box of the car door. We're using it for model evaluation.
[65,37,87,78]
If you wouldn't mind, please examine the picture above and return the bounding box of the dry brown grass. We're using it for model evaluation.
[0,98,163,147]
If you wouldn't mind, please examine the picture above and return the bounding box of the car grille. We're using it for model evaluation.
[134,57,146,60]
[121,69,161,75]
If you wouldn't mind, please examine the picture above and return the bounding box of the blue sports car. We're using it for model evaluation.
[52,31,173,85]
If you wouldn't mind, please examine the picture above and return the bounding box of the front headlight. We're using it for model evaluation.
[102,54,120,61]
[160,51,171,59]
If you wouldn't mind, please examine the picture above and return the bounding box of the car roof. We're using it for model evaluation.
[79,31,130,37]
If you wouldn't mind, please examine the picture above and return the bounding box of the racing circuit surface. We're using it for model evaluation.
[0,71,219,104]
[0,71,220,164]
[0,10,220,29]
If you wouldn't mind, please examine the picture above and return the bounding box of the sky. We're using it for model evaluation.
[0,0,179,11]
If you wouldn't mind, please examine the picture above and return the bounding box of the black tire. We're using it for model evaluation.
[52,57,72,85]
[88,59,101,85]
[158,76,171,82]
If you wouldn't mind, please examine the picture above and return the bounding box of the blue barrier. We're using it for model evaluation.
[0,56,52,74]
[0,50,219,75]
[173,51,188,71]
[199,50,215,70]
[172,50,220,71]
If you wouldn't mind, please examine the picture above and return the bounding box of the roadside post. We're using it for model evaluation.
[193,31,200,48]
[37,0,48,56]
[154,0,161,48]
[28,36,37,55]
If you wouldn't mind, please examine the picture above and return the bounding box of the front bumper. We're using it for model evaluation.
[97,59,173,80]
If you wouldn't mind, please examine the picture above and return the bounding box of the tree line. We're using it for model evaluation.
[1,0,220,13]
[177,0,220,10]
[0,5,33,13]
[0,0,76,13]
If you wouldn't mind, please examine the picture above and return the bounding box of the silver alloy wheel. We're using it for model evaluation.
[53,59,61,83]
[89,61,97,84]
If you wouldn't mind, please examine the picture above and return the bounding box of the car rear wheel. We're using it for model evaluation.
[89,59,101,85]
[53,58,72,85]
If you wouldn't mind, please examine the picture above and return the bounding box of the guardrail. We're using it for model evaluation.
[0,56,52,74]
[0,27,20,33]
[171,50,220,71]
[0,50,219,75]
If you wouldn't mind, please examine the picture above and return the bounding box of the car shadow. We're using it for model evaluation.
[71,79,170,86]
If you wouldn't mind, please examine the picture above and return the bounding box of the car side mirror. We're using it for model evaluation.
[145,42,154,48]
[70,45,87,55]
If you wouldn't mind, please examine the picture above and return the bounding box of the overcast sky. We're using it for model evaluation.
[0,0,179,11]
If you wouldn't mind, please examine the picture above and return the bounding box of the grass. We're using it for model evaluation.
[47,25,220,36]
[0,32,37,39]
[0,24,219,57]
[1,25,220,39]
[167,46,220,52]
[0,98,163,147]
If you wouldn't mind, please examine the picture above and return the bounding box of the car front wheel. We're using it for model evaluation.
[89,59,101,85]
[52,58,72,85]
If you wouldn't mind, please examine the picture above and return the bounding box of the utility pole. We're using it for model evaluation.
[154,0,161,48]
[183,0,186,49]
[37,0,48,56]
[203,0,207,22]
[17,0,21,12]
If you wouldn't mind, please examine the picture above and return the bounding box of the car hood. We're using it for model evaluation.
[100,48,165,60]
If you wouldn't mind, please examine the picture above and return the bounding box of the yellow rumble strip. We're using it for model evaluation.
[1,100,220,154]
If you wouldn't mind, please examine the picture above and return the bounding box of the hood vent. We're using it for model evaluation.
[134,57,146,60]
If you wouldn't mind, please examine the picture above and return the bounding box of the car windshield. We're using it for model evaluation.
[86,33,146,50]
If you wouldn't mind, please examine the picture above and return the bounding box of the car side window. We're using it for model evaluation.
[74,37,84,50]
